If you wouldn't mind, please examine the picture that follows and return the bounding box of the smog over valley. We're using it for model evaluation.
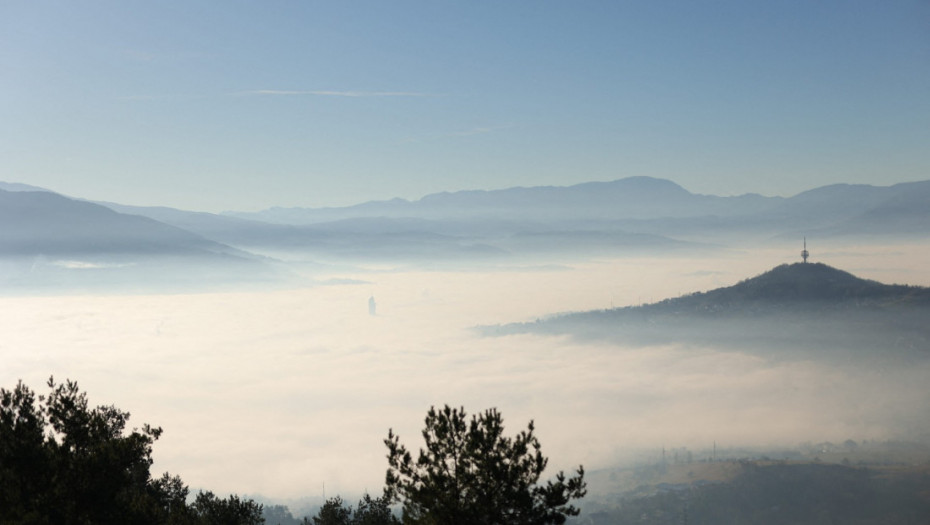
[2,2,930,523]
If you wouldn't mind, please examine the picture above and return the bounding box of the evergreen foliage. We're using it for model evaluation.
[304,493,398,525]
[0,378,263,525]
[310,496,353,525]
[385,405,586,525]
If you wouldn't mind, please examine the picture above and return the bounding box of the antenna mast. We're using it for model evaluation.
[801,237,809,263]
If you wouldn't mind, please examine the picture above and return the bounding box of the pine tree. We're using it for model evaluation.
[384,405,585,525]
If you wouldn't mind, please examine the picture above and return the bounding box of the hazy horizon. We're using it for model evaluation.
[3,3,930,519]
[2,242,928,502]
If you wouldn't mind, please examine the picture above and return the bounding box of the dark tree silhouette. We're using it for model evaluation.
[190,491,265,524]
[0,377,263,525]
[310,496,353,525]
[384,405,585,525]
[306,493,398,525]
[353,493,399,525]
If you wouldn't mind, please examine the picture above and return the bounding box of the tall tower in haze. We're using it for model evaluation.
[801,237,809,263]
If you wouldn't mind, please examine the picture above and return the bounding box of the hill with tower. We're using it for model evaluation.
[482,246,930,355]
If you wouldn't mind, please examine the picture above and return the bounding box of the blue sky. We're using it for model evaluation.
[2,1,928,212]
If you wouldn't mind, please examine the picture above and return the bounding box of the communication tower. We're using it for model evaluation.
[801,237,809,263]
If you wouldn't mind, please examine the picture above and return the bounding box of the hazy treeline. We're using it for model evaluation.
[259,494,396,525]
[5,375,929,524]
[577,461,930,525]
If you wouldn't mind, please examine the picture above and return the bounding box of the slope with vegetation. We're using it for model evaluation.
[486,263,930,354]
[579,460,930,525]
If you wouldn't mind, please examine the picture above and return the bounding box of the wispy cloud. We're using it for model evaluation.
[122,49,159,62]
[399,123,515,144]
[237,90,436,98]
[120,49,214,63]
[120,89,435,103]
[450,124,514,137]
[117,94,177,101]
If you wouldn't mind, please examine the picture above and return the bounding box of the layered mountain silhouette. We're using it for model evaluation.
[0,189,240,257]
[222,177,930,240]
[225,177,779,224]
[0,189,279,292]
[484,263,930,355]
[2,177,928,278]
[92,177,930,262]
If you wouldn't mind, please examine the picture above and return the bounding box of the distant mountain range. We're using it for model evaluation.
[1,177,928,287]
[0,189,239,258]
[483,263,930,355]
[0,186,279,292]
[221,177,930,240]
[109,177,930,259]
[226,177,778,223]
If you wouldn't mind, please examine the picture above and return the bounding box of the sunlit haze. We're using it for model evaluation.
[2,243,928,500]
[2,2,930,519]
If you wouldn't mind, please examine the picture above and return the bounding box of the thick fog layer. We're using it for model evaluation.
[1,243,928,500]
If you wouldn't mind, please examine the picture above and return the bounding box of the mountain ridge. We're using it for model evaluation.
[0,189,238,257]
[220,177,930,242]
[3,177,929,270]
[224,176,785,224]
[0,189,283,293]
